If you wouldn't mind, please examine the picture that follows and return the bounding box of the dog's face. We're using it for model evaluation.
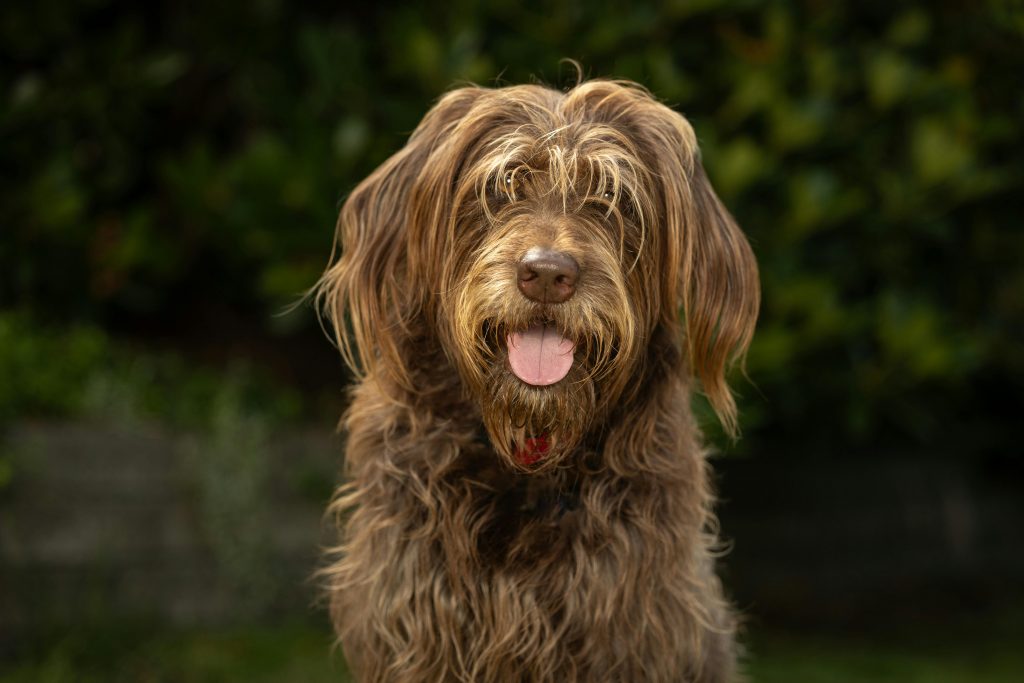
[318,81,758,471]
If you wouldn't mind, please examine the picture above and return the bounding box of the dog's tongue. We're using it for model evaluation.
[507,325,575,386]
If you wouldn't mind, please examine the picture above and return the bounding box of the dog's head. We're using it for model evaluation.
[317,80,758,471]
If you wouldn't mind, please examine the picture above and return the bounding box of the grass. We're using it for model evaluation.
[3,618,1022,682]
[1,623,350,683]
[745,628,1024,683]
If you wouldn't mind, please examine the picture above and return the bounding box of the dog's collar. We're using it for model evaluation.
[515,433,549,466]
[472,426,550,467]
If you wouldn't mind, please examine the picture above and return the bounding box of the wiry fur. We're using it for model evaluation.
[315,79,759,682]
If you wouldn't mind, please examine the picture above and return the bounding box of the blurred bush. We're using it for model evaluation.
[1,0,1021,454]
[0,311,301,430]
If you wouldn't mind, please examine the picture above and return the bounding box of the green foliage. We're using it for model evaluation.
[0,312,301,428]
[0,314,109,421]
[2,1,1021,453]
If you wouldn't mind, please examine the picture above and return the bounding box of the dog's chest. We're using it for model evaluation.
[452,452,583,566]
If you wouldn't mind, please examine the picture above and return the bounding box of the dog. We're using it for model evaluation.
[316,77,759,682]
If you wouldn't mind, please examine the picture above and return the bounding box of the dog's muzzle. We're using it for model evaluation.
[507,247,579,386]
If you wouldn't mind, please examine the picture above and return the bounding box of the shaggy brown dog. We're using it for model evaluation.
[316,78,759,682]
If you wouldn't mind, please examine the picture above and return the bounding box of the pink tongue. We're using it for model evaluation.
[507,325,575,386]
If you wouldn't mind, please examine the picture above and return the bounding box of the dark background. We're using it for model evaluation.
[2,1,1022,680]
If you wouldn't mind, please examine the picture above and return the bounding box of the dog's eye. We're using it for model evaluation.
[495,170,522,200]
[594,188,635,218]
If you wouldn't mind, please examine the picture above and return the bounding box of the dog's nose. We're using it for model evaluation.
[517,248,579,304]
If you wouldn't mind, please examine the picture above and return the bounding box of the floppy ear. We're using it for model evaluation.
[679,160,760,437]
[645,103,759,436]
[314,87,484,390]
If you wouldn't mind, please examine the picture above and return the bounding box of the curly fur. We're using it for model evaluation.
[315,78,759,682]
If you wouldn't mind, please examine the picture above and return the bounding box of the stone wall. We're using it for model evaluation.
[2,421,1021,644]
[715,451,1024,625]
[0,422,341,641]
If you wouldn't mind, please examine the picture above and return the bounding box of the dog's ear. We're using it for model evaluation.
[679,161,759,436]
[651,111,759,436]
[315,88,484,390]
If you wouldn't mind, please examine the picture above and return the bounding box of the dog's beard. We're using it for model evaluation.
[479,353,597,472]
[452,296,637,473]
